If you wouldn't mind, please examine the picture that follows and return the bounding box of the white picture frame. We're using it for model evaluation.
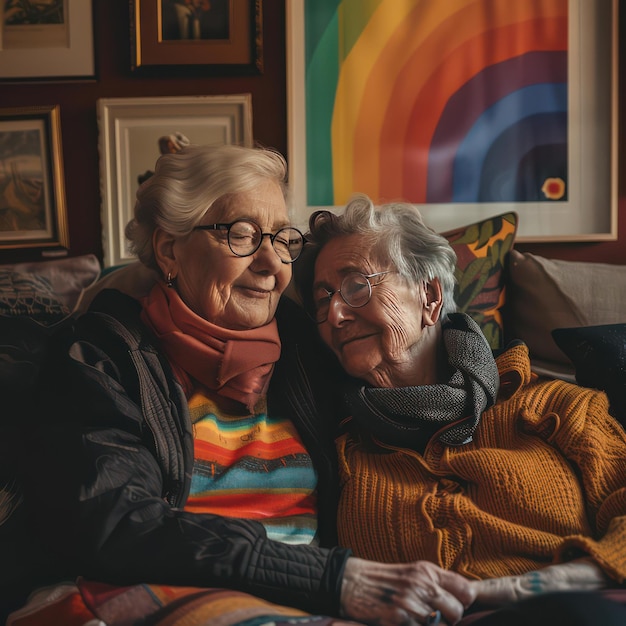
[97,94,253,267]
[0,0,95,81]
[287,0,618,242]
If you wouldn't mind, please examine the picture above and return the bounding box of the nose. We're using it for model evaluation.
[325,291,353,326]
[252,235,284,272]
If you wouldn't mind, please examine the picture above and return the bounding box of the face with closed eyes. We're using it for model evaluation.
[313,234,443,388]
[154,180,292,330]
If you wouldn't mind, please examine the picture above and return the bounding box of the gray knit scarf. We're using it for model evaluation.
[344,313,499,452]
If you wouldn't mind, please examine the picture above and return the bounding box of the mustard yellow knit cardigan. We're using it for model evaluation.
[336,343,626,583]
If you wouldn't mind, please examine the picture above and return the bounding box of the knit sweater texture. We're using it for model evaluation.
[336,342,626,583]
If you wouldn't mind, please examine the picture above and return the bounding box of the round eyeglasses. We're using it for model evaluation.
[313,271,393,323]
[193,219,304,263]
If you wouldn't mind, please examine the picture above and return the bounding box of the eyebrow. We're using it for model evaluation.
[312,279,331,292]
[219,215,291,230]
[312,266,365,291]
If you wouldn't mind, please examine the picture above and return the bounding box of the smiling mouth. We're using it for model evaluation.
[338,333,375,350]
[239,285,272,297]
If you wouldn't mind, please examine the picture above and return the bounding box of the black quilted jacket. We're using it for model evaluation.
[24,289,351,616]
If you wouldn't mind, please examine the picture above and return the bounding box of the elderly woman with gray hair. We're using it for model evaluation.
[295,194,626,626]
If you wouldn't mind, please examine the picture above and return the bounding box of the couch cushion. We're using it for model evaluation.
[0,255,100,326]
[552,324,626,427]
[507,252,626,372]
[442,212,518,350]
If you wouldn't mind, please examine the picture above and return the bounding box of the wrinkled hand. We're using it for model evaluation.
[340,557,477,625]
[471,558,609,607]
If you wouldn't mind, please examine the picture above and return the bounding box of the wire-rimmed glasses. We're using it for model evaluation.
[193,219,304,263]
[313,271,393,323]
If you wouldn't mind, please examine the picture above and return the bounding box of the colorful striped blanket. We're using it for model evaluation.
[8,579,364,626]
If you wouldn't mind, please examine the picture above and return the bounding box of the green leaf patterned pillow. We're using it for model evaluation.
[442,213,518,350]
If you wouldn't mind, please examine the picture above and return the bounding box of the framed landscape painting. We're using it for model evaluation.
[0,106,69,251]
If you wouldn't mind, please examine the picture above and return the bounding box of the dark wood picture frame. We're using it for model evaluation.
[0,105,69,251]
[130,0,263,75]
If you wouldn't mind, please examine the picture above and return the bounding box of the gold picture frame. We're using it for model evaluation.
[0,105,69,251]
[131,0,263,75]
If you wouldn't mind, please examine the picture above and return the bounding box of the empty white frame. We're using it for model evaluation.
[97,94,253,267]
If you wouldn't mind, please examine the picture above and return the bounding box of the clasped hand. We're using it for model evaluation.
[340,557,476,625]
[339,557,609,625]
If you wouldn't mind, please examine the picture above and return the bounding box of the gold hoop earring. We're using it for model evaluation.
[166,272,174,288]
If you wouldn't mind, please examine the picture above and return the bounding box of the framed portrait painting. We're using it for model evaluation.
[131,0,263,74]
[0,105,69,251]
[287,0,618,241]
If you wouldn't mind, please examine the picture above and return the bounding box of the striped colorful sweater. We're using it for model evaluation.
[336,342,626,583]
[184,387,318,545]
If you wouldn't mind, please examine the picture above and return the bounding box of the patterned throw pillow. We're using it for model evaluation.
[442,212,518,350]
[0,255,100,326]
[0,271,70,324]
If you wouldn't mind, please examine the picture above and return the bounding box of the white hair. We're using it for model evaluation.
[125,143,288,269]
[299,194,458,318]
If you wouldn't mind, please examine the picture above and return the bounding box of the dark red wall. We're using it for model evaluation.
[0,1,624,265]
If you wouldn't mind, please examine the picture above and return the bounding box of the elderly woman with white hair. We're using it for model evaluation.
[295,194,626,626]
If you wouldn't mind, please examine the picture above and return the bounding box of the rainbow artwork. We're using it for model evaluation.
[304,0,568,207]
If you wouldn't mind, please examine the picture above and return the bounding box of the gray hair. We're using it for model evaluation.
[125,143,288,269]
[295,194,458,319]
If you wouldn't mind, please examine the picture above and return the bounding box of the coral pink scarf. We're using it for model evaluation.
[140,281,281,411]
